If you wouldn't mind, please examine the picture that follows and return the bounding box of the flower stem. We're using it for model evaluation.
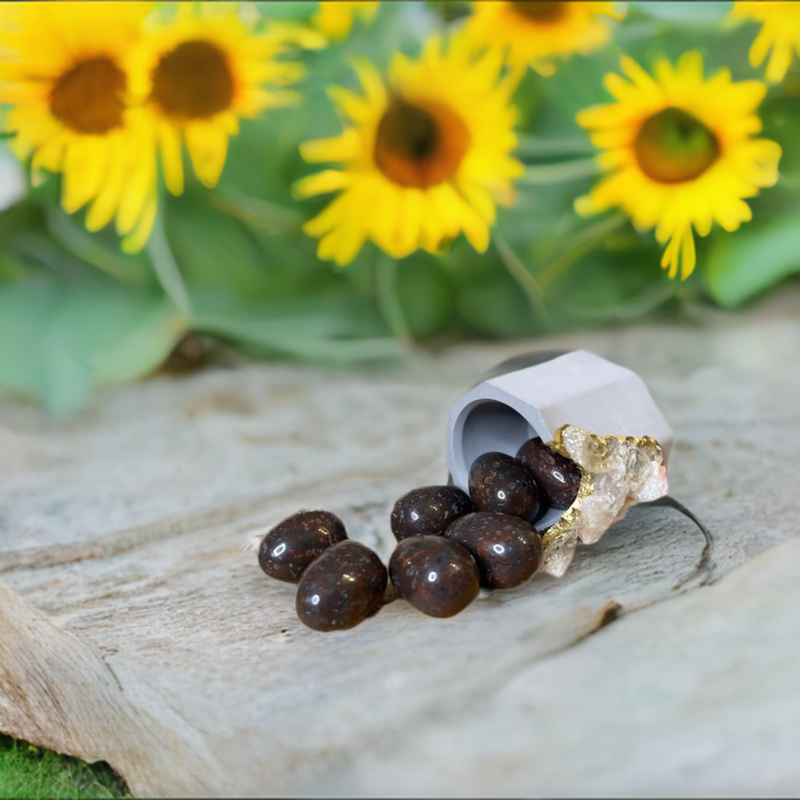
[516,135,595,158]
[375,253,412,345]
[494,234,549,324]
[146,209,192,317]
[519,158,599,184]
[538,213,628,292]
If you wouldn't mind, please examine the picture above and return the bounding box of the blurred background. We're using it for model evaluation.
[1,0,798,420]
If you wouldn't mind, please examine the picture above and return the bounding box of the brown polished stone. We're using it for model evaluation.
[296,541,387,632]
[444,511,542,590]
[258,510,347,584]
[389,536,480,618]
[516,437,582,509]
[468,452,540,521]
[391,485,474,541]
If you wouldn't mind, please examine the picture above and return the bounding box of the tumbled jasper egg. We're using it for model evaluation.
[444,511,542,590]
[258,510,347,583]
[516,437,582,509]
[391,485,473,541]
[389,535,480,618]
[296,540,387,632]
[469,452,541,521]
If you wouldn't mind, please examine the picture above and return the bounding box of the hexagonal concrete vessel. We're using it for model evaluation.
[446,350,674,530]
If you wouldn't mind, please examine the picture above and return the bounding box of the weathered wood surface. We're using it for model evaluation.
[1,288,799,797]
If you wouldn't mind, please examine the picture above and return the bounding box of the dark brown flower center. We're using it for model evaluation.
[374,98,470,188]
[49,57,126,135]
[511,2,567,23]
[150,40,234,120]
[634,107,720,183]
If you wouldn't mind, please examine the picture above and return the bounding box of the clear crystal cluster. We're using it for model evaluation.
[540,425,669,577]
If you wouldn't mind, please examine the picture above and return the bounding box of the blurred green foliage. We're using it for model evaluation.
[0,1,798,416]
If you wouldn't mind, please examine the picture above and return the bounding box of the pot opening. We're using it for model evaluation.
[461,400,535,476]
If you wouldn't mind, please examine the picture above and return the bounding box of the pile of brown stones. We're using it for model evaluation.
[257,437,582,632]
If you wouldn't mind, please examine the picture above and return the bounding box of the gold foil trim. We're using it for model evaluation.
[540,425,668,577]
[541,471,592,550]
[548,425,664,464]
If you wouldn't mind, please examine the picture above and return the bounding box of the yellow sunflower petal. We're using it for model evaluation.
[327,85,373,124]
[121,189,158,255]
[293,170,349,199]
[159,122,184,197]
[86,135,128,231]
[577,52,780,279]
[133,4,311,200]
[731,1,800,84]
[462,1,624,75]
[297,37,522,265]
[116,155,155,236]
[62,137,109,214]
[351,56,387,109]
[311,2,379,43]
[299,130,361,164]
[185,121,228,189]
[679,226,696,280]
[1,2,158,250]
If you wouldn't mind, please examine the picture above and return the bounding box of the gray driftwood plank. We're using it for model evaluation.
[1,289,799,797]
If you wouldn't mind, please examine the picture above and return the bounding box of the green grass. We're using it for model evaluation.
[0,734,129,799]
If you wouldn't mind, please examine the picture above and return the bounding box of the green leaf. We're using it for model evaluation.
[190,289,400,364]
[0,199,46,243]
[455,275,542,339]
[395,254,456,339]
[424,1,471,23]
[631,2,732,22]
[254,2,315,22]
[46,209,151,286]
[164,189,277,298]
[541,229,677,325]
[762,97,800,181]
[0,280,186,417]
[706,215,800,308]
[210,194,303,234]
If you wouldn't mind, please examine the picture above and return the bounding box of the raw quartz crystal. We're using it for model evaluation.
[540,425,669,577]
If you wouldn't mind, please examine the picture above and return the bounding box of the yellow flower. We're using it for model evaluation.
[462,2,624,76]
[0,2,157,252]
[729,1,800,84]
[311,2,379,41]
[130,3,315,197]
[575,53,781,280]
[294,36,523,266]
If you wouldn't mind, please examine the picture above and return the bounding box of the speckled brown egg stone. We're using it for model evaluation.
[296,540,387,632]
[468,452,541,521]
[444,511,542,590]
[389,535,480,618]
[258,510,347,583]
[516,436,582,509]
[391,485,473,541]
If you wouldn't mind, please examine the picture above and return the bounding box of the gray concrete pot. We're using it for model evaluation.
[446,350,674,531]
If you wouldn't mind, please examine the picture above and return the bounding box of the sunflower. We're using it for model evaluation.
[575,53,782,280]
[462,2,624,76]
[294,36,523,266]
[729,2,800,84]
[0,2,157,251]
[130,3,317,198]
[310,2,379,42]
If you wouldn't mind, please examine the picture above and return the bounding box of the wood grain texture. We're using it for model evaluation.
[1,288,799,797]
